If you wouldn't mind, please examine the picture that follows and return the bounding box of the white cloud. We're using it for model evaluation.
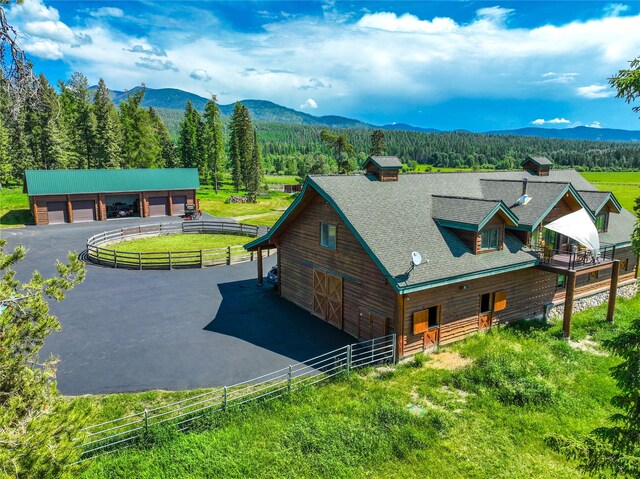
[190,69,212,81]
[577,84,615,99]
[476,6,514,22]
[357,12,457,33]
[7,0,59,22]
[90,7,125,18]
[24,39,63,60]
[540,72,579,84]
[604,4,629,17]
[135,58,179,72]
[531,118,571,125]
[586,121,602,128]
[300,98,318,109]
[125,44,167,57]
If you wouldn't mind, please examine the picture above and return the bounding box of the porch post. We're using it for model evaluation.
[606,259,621,323]
[257,247,263,286]
[562,270,577,339]
[394,293,405,360]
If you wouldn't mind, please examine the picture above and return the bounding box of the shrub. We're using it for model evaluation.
[411,352,427,368]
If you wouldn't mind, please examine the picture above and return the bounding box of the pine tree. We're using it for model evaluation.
[149,108,177,168]
[228,102,253,191]
[66,72,96,169]
[370,129,386,156]
[178,101,203,171]
[93,78,121,169]
[202,95,225,193]
[246,128,263,199]
[118,87,161,168]
[320,129,354,174]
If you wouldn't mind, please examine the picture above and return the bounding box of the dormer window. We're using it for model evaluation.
[480,229,500,250]
[595,213,607,232]
[320,222,336,249]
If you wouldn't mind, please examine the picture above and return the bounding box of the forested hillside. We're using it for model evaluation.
[2,73,640,189]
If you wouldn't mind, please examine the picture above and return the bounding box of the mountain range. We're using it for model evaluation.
[101,86,640,142]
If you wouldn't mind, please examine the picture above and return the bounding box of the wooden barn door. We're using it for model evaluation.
[358,307,387,341]
[326,275,343,328]
[313,270,327,319]
[312,270,343,328]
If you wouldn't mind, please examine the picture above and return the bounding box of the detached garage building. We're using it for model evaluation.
[24,168,200,225]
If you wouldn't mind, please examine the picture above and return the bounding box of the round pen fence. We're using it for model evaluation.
[86,221,269,270]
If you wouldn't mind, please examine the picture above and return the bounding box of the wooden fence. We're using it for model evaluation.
[86,221,269,270]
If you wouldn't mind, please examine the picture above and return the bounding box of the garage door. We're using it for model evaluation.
[47,202,68,224]
[72,200,95,222]
[171,196,186,216]
[148,197,168,217]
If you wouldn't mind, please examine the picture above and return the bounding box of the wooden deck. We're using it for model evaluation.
[536,253,613,274]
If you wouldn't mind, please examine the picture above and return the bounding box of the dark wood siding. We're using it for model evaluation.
[402,268,556,355]
[277,190,396,339]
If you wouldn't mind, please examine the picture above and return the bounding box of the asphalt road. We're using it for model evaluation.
[2,216,353,395]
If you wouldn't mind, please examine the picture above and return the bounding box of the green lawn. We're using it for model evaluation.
[264,175,298,185]
[110,233,256,253]
[74,294,640,479]
[580,171,640,213]
[0,186,32,228]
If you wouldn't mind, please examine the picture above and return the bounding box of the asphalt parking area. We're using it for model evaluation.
[3,218,353,395]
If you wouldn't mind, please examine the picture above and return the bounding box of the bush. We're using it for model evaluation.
[411,352,427,368]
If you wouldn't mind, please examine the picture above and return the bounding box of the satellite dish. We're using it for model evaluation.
[411,251,422,266]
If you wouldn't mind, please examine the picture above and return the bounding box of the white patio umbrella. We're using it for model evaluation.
[543,208,600,256]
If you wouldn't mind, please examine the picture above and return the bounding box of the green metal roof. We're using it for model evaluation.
[24,168,200,196]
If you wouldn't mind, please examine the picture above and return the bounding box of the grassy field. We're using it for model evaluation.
[72,294,640,479]
[0,186,31,228]
[110,233,256,253]
[580,171,640,212]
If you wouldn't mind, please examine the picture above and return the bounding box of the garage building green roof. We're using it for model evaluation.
[24,168,200,196]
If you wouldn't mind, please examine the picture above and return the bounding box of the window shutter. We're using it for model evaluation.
[494,291,507,311]
[413,310,429,334]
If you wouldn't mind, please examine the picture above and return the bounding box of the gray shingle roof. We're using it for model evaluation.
[577,190,619,214]
[523,156,554,166]
[247,168,634,293]
[432,195,516,228]
[480,179,571,227]
[365,156,403,169]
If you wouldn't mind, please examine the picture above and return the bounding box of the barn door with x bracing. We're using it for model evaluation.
[312,269,343,328]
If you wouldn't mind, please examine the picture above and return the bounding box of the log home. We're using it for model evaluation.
[246,157,637,359]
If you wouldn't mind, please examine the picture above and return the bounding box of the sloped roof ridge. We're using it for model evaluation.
[431,194,502,203]
[480,178,570,184]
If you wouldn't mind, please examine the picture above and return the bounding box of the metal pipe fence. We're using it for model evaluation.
[74,334,396,463]
[86,221,270,270]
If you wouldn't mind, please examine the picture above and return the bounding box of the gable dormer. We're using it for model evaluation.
[521,156,553,176]
[363,156,402,182]
[432,195,519,254]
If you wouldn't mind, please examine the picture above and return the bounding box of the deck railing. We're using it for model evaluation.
[73,334,396,463]
[86,221,269,270]
[533,242,616,270]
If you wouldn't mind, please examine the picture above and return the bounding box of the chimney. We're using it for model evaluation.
[522,177,528,196]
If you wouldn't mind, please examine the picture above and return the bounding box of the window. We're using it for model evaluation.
[595,214,607,232]
[621,258,629,271]
[480,229,500,250]
[557,274,566,289]
[320,222,336,250]
[413,305,440,334]
[480,293,492,313]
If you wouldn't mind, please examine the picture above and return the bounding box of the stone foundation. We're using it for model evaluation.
[547,281,638,320]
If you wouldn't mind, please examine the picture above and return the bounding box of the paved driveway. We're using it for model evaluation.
[3,217,353,395]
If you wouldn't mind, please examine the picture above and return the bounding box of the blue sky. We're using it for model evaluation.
[7,1,640,131]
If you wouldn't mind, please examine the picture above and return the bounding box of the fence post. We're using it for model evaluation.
[288,365,292,393]
[391,334,397,364]
[227,246,231,265]
[138,252,142,270]
[144,409,149,433]
[168,252,172,270]
[113,250,117,268]
[346,345,352,375]
[251,251,254,262]
[371,337,375,364]
[223,386,228,411]
[200,250,204,268]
